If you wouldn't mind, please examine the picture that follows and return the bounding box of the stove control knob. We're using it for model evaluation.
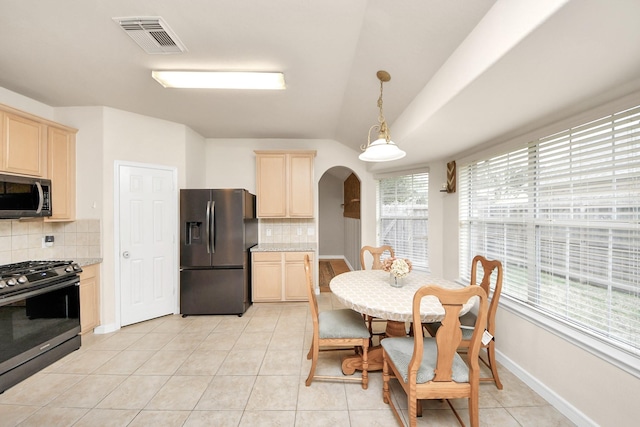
[65,266,73,273]
[73,264,82,271]
[17,275,27,284]
[0,280,6,288]
[7,278,17,286]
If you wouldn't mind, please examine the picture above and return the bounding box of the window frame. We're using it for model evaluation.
[375,169,430,272]
[458,103,640,378]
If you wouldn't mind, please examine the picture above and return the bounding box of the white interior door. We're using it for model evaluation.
[118,163,176,326]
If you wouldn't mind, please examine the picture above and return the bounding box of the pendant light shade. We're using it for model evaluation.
[359,70,405,162]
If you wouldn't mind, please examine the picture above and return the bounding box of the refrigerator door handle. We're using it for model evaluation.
[210,201,216,253]
[206,200,212,254]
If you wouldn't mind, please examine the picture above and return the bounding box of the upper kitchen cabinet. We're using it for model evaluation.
[255,150,316,218]
[46,125,77,221]
[0,110,47,177]
[0,104,77,221]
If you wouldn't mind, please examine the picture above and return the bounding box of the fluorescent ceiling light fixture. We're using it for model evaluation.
[151,71,286,89]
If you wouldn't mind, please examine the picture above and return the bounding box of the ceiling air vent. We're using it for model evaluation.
[113,16,187,54]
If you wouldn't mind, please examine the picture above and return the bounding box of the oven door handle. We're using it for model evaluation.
[35,181,44,214]
[0,278,80,306]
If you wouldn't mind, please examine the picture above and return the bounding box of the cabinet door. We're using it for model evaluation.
[288,153,314,217]
[252,255,283,301]
[79,264,100,334]
[256,154,287,217]
[47,126,76,220]
[1,112,46,176]
[284,252,311,301]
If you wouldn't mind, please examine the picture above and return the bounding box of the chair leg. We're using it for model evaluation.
[382,353,404,426]
[382,356,390,404]
[361,341,369,390]
[305,343,318,386]
[469,391,480,427]
[306,341,314,360]
[486,342,503,390]
[408,395,418,427]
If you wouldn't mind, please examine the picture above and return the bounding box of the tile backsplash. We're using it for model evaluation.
[259,218,316,244]
[0,219,101,265]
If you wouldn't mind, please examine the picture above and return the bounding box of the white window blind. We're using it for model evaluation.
[459,104,640,357]
[377,172,429,271]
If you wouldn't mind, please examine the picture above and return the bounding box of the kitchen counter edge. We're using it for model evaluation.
[251,244,317,252]
[75,258,103,267]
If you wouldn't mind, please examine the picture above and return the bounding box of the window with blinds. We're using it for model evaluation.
[459,104,640,357]
[377,171,429,271]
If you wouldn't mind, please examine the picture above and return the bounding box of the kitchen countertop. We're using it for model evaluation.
[74,258,103,267]
[251,243,317,252]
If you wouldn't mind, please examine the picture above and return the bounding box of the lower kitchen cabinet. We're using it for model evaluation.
[252,251,313,302]
[79,264,100,334]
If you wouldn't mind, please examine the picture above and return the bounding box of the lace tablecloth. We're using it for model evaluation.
[330,270,474,323]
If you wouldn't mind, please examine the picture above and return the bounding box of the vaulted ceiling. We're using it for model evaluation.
[1,0,640,172]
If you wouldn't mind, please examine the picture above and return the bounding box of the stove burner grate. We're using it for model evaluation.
[0,260,82,299]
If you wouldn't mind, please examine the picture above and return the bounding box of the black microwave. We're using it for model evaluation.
[0,174,52,219]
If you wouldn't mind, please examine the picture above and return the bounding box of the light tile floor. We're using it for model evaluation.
[0,293,576,426]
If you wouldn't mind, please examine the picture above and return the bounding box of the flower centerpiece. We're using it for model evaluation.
[382,257,412,287]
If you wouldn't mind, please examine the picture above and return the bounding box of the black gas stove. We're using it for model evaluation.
[0,260,82,300]
[0,259,82,394]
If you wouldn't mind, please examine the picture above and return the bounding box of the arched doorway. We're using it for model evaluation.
[318,166,361,271]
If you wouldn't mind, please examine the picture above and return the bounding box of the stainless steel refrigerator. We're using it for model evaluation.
[180,189,258,316]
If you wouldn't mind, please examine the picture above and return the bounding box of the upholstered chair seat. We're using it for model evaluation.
[382,337,470,384]
[318,310,371,340]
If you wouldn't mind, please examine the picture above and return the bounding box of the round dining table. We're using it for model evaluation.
[330,269,474,374]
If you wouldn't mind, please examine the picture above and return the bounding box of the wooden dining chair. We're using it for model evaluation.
[360,245,395,271]
[382,285,488,427]
[423,255,504,389]
[360,245,395,339]
[304,255,371,389]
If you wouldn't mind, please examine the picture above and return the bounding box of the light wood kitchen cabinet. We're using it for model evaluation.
[46,125,76,221]
[283,252,310,300]
[254,150,316,218]
[79,264,100,334]
[252,251,313,302]
[0,103,78,220]
[0,110,47,177]
[252,252,283,301]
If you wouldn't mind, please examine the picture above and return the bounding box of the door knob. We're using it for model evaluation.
[122,251,130,259]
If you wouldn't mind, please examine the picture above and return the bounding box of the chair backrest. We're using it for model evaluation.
[410,286,488,383]
[304,255,319,328]
[360,245,395,270]
[470,256,503,336]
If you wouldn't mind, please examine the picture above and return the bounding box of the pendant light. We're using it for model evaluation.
[359,70,406,162]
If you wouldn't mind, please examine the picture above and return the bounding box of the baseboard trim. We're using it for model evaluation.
[93,323,119,334]
[496,350,596,427]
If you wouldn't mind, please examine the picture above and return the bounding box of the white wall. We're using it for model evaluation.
[204,138,379,252]
[98,107,202,328]
[0,87,54,119]
[343,217,361,271]
[318,173,345,257]
[497,308,640,427]
[13,99,208,330]
[54,106,104,220]
[184,126,207,188]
